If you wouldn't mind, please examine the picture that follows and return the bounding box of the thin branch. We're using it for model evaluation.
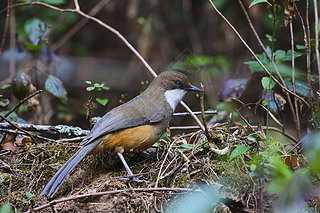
[1,90,42,120]
[34,187,200,211]
[169,126,201,130]
[180,101,205,131]
[200,83,211,140]
[155,139,176,188]
[289,20,301,136]
[294,3,313,111]
[314,0,320,91]
[0,0,11,56]
[208,0,309,107]
[0,115,38,144]
[173,110,217,116]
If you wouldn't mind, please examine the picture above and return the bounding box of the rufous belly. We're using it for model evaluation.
[90,124,162,154]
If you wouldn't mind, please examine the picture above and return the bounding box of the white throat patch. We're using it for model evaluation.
[164,89,187,110]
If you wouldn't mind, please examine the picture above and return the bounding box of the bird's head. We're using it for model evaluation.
[148,70,200,110]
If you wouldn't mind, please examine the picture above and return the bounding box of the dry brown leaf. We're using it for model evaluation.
[1,133,19,151]
[234,122,245,130]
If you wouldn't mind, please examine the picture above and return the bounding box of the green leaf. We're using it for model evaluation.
[42,0,66,5]
[249,172,256,177]
[96,98,109,106]
[85,81,92,85]
[282,50,303,61]
[22,198,29,204]
[102,86,110,91]
[0,204,12,213]
[261,77,276,91]
[26,191,33,199]
[296,44,306,50]
[274,50,286,62]
[229,145,251,161]
[284,79,313,98]
[249,0,270,8]
[250,164,257,172]
[137,17,146,25]
[178,143,195,151]
[45,75,67,104]
[86,87,95,91]
[247,133,266,142]
[24,42,42,51]
[1,84,11,89]
[265,34,276,42]
[94,83,101,87]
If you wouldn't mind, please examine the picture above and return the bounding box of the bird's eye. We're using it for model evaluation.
[175,81,183,88]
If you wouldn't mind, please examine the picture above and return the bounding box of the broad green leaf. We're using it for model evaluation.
[261,77,276,91]
[274,50,286,62]
[229,145,251,161]
[284,79,313,98]
[22,198,29,204]
[250,164,257,172]
[249,0,270,8]
[0,204,12,213]
[45,75,67,104]
[96,98,109,106]
[85,81,92,85]
[26,191,33,199]
[282,50,303,61]
[296,45,306,50]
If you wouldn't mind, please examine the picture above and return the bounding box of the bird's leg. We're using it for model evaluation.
[117,152,149,183]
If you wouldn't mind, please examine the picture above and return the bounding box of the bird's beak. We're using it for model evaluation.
[186,84,201,92]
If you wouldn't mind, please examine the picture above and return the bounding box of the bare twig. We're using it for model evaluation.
[180,101,205,131]
[34,187,200,211]
[199,83,211,140]
[0,122,89,137]
[289,20,301,136]
[173,110,217,116]
[235,109,254,131]
[1,90,42,120]
[314,0,320,91]
[0,115,38,144]
[294,3,313,111]
[208,0,309,107]
[155,139,176,188]
[0,0,11,56]
[169,126,202,130]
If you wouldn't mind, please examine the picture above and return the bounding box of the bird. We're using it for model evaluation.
[39,70,200,198]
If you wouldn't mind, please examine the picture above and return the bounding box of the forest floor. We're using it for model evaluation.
[0,124,319,213]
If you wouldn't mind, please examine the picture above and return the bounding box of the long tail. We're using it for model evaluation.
[39,141,99,198]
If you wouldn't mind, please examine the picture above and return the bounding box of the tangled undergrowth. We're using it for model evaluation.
[0,122,318,212]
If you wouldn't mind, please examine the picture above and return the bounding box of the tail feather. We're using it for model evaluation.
[39,141,99,198]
